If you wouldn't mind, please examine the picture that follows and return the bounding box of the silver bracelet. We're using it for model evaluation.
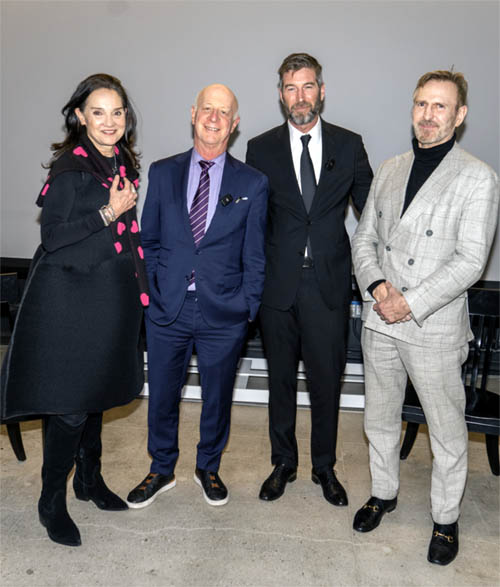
[99,207,110,227]
[107,204,117,222]
[100,205,114,225]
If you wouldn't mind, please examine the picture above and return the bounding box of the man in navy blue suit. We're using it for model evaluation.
[127,84,268,507]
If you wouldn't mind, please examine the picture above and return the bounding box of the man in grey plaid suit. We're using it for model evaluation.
[351,70,499,566]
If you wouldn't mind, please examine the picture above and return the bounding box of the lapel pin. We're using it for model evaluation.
[325,158,335,171]
[220,194,233,207]
[235,196,248,203]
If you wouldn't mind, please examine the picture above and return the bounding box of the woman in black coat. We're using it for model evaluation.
[1,73,149,547]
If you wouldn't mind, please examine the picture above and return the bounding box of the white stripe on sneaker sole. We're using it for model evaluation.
[126,478,176,509]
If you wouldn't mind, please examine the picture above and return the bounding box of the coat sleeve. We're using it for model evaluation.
[351,164,387,296]
[41,172,104,252]
[245,140,261,173]
[350,136,373,215]
[140,162,162,279]
[242,173,269,321]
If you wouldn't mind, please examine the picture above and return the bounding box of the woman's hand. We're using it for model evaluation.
[108,175,137,218]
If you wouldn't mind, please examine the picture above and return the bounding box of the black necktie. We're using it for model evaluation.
[300,134,316,213]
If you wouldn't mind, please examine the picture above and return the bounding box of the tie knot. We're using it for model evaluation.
[301,134,312,147]
[199,160,214,172]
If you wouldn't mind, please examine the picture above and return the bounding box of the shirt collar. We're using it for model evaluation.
[288,116,322,147]
[191,148,226,170]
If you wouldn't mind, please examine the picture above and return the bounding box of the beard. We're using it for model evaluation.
[285,96,323,126]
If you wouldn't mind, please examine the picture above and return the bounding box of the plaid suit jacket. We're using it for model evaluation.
[352,143,499,349]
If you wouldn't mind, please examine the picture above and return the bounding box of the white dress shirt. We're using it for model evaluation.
[288,118,322,259]
[288,117,322,191]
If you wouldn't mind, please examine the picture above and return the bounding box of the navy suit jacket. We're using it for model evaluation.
[141,149,269,328]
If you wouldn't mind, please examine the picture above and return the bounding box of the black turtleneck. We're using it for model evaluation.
[401,134,456,216]
[367,134,456,298]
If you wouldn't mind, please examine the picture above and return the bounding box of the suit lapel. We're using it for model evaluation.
[312,121,337,214]
[177,150,192,238]
[276,123,307,215]
[391,144,464,239]
[387,152,413,237]
[201,153,239,244]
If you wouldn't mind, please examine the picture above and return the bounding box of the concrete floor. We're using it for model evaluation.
[1,398,499,587]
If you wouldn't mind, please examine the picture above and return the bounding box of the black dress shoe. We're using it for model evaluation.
[126,472,176,509]
[259,464,297,501]
[194,468,228,506]
[312,469,348,506]
[353,496,397,532]
[427,522,459,565]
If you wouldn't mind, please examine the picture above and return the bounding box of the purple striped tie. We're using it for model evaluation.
[188,160,214,286]
[190,160,214,247]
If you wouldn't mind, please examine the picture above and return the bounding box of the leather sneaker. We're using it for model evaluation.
[194,468,228,506]
[427,522,459,565]
[259,464,297,501]
[353,496,397,532]
[311,468,348,506]
[126,472,176,509]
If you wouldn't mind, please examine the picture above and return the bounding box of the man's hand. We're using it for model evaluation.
[372,281,389,303]
[373,281,412,324]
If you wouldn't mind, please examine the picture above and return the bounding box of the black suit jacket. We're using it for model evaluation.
[246,119,373,311]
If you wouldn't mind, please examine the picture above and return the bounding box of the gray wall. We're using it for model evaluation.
[1,0,499,279]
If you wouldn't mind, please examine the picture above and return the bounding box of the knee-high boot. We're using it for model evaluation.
[73,412,127,510]
[38,416,85,547]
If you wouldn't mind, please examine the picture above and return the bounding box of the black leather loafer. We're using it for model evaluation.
[312,468,348,506]
[126,472,176,509]
[259,464,297,501]
[427,522,459,565]
[353,496,397,532]
[194,468,228,506]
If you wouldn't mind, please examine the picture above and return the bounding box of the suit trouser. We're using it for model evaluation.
[260,267,348,471]
[146,293,248,475]
[361,327,469,524]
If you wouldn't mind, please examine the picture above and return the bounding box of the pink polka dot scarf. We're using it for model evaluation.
[36,133,150,307]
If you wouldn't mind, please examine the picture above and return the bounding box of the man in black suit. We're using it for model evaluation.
[246,53,373,506]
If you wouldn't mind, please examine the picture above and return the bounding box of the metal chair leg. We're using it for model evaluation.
[6,423,26,461]
[400,422,420,460]
[485,434,499,476]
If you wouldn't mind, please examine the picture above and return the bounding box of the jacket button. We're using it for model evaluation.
[408,258,414,265]
[299,251,304,256]
[378,211,383,217]
[386,245,391,252]
[426,230,433,236]
[307,220,312,226]
[402,286,408,292]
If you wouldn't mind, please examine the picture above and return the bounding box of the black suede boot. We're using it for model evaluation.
[73,413,127,511]
[38,416,85,547]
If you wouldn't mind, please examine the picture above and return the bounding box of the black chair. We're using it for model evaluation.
[400,309,500,476]
[1,272,27,461]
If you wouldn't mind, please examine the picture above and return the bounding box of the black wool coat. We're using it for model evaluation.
[1,171,144,420]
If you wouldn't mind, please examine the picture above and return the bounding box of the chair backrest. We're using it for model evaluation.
[464,313,499,414]
[0,273,19,304]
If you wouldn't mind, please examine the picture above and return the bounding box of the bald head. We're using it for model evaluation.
[193,84,239,118]
[191,83,240,159]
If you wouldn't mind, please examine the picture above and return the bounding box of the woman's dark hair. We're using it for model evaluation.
[48,73,140,169]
